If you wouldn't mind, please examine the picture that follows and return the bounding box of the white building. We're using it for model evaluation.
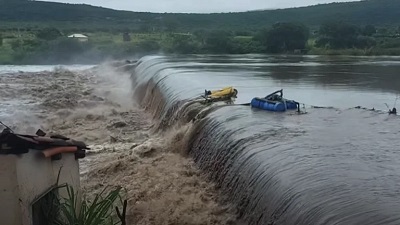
[67,33,89,42]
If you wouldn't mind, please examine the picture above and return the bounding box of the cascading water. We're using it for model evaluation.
[130,54,400,225]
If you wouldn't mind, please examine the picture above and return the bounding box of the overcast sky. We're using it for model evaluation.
[42,0,359,13]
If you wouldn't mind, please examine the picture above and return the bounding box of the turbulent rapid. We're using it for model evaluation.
[0,64,238,225]
[131,55,400,225]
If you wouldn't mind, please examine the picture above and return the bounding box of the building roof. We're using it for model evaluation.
[0,128,88,158]
[67,34,88,38]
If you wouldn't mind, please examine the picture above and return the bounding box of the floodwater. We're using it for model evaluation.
[0,64,95,75]
[132,54,400,225]
[0,65,95,121]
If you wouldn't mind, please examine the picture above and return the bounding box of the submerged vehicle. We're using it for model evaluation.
[203,86,238,103]
[251,89,300,112]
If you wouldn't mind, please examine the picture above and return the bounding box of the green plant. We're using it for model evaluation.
[32,168,127,225]
[34,184,127,225]
[54,185,125,225]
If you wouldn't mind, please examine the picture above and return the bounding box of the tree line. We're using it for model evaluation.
[1,21,400,64]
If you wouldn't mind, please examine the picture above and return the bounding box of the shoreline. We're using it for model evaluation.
[2,52,400,66]
[0,64,238,224]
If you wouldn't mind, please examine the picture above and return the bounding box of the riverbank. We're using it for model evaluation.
[308,47,400,56]
[0,64,238,224]
[2,26,400,65]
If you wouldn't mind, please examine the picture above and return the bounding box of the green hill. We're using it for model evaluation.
[0,0,399,31]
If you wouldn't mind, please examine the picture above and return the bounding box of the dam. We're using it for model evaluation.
[129,54,400,225]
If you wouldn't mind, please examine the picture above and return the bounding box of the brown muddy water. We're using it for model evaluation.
[0,64,237,225]
[1,54,400,225]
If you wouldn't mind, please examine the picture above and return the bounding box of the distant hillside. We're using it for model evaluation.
[0,0,399,31]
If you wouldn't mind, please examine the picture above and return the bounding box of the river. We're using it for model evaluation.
[0,64,95,121]
[2,55,400,225]
[0,64,94,75]
[131,54,400,225]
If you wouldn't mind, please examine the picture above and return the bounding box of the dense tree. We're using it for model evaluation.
[231,37,262,53]
[256,23,309,53]
[316,22,359,49]
[378,28,389,35]
[165,34,199,53]
[316,22,378,49]
[10,39,22,51]
[363,25,377,36]
[193,29,207,45]
[320,22,358,38]
[354,36,376,48]
[36,27,62,41]
[163,18,180,32]
[203,30,233,53]
[22,39,42,52]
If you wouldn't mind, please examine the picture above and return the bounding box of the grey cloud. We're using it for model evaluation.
[44,0,356,13]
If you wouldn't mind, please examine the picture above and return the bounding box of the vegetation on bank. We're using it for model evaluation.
[1,21,400,64]
[1,0,400,64]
